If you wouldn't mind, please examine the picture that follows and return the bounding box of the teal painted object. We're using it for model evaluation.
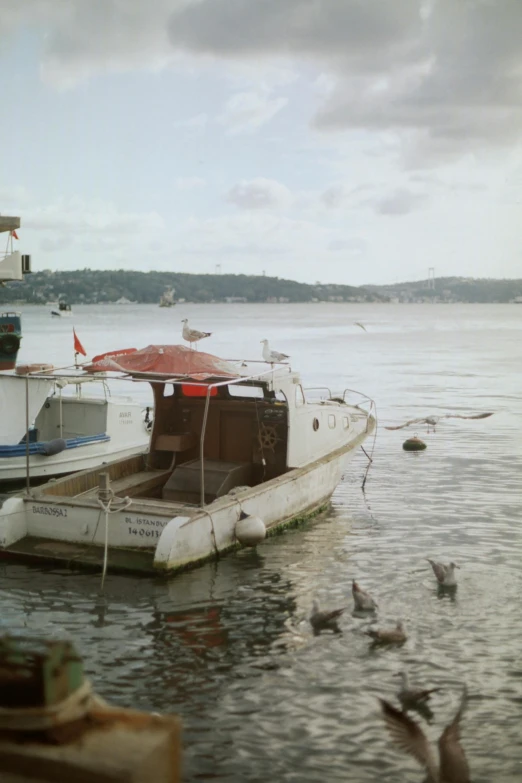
[0,312,22,371]
[0,635,84,708]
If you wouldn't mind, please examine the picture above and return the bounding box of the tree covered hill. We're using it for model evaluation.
[0,269,381,305]
[365,276,522,303]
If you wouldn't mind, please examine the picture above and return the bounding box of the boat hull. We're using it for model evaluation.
[0,415,374,575]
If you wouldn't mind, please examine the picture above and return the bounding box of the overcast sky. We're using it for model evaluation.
[1,0,520,285]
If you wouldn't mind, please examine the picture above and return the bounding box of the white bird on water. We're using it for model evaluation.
[352,579,377,611]
[427,559,459,587]
[395,671,441,712]
[385,411,493,433]
[365,621,407,645]
[261,339,289,365]
[379,686,470,782]
[181,319,212,349]
[309,599,345,634]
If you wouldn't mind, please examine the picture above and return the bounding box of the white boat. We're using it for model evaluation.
[0,345,375,575]
[51,301,72,317]
[0,370,150,485]
[159,288,175,307]
[115,297,137,305]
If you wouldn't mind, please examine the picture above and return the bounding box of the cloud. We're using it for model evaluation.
[5,1,522,159]
[321,184,351,209]
[217,90,287,134]
[225,178,292,211]
[172,113,208,131]
[175,177,206,190]
[328,238,366,255]
[167,0,522,159]
[25,199,165,237]
[372,188,428,216]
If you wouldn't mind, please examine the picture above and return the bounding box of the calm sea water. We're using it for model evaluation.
[2,303,521,781]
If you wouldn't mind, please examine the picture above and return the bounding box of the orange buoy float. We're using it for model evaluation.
[402,435,427,451]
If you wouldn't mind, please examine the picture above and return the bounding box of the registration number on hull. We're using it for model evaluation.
[124,515,167,540]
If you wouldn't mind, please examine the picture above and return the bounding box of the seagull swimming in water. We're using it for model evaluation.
[379,686,470,782]
[309,599,345,634]
[365,621,407,645]
[427,559,459,587]
[352,579,377,612]
[385,412,493,433]
[395,671,441,712]
[261,339,289,365]
[182,319,212,349]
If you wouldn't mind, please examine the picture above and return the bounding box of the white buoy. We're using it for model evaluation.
[235,514,266,547]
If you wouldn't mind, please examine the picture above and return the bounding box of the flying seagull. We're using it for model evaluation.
[309,599,345,635]
[182,318,212,349]
[379,686,470,782]
[354,322,367,332]
[395,671,441,712]
[365,621,407,645]
[427,559,459,587]
[261,339,289,365]
[352,579,377,612]
[385,412,493,432]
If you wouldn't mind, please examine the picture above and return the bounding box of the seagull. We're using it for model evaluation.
[379,686,470,782]
[182,318,212,349]
[385,412,493,433]
[427,559,459,587]
[261,339,289,365]
[309,599,345,634]
[352,579,377,611]
[395,671,441,712]
[354,322,367,332]
[365,621,407,645]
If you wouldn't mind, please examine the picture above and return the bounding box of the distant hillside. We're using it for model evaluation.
[0,269,383,305]
[366,276,522,303]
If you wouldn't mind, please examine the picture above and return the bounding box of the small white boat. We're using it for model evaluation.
[159,288,175,307]
[0,369,150,485]
[0,345,375,575]
[51,302,72,317]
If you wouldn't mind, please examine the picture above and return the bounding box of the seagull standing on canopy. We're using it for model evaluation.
[261,339,289,366]
[181,319,212,350]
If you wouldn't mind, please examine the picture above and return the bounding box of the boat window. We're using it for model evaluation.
[313,417,319,431]
[163,384,175,398]
[295,385,305,407]
[275,390,287,402]
[227,384,264,399]
[328,414,336,429]
[343,416,350,429]
[182,384,217,397]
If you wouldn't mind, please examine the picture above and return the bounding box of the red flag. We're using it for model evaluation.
[73,328,87,357]
[11,230,19,240]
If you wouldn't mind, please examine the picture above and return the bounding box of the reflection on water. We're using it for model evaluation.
[1,304,522,781]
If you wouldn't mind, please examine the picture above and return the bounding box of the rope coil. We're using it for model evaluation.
[0,679,104,731]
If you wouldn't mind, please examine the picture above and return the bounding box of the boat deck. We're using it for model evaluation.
[0,536,156,574]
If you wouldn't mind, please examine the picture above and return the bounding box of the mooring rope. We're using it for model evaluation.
[97,490,132,588]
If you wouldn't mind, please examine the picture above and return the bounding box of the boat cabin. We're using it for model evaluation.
[32,347,369,519]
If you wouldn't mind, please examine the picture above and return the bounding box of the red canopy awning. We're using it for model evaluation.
[85,344,240,381]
